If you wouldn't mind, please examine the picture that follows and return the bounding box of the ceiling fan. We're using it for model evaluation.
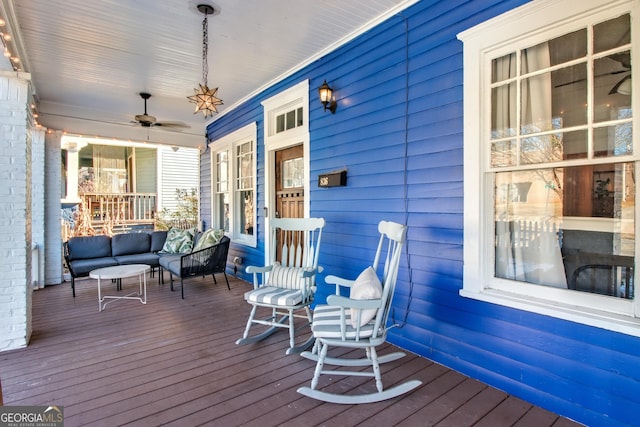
[133,93,189,129]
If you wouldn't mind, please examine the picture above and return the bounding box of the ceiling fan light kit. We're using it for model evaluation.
[187,4,223,118]
[609,74,631,95]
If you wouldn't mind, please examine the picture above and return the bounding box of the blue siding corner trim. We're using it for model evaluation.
[201,1,640,425]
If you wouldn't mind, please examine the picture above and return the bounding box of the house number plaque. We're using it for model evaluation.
[318,170,347,188]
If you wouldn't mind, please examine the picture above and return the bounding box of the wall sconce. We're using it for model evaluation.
[318,80,337,113]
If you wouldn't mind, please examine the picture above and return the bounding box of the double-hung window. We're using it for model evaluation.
[459,0,638,335]
[210,123,257,246]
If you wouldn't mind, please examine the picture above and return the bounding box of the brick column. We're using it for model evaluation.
[0,72,33,351]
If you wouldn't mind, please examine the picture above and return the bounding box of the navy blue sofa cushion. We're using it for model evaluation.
[112,233,151,256]
[158,254,182,275]
[150,231,168,252]
[114,253,161,267]
[67,235,112,260]
[68,257,119,275]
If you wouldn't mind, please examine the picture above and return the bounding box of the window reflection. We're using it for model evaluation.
[495,163,635,299]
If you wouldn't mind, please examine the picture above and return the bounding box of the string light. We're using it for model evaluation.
[0,14,21,72]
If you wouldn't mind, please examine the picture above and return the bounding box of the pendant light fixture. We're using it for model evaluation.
[188,4,223,118]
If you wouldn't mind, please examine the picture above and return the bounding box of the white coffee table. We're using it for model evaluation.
[90,264,150,311]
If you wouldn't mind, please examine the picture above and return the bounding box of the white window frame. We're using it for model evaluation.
[458,0,640,336]
[209,122,257,247]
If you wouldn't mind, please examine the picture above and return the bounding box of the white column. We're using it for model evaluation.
[31,127,46,289]
[61,139,81,204]
[45,131,64,285]
[0,71,33,351]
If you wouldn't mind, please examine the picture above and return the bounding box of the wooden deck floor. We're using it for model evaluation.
[0,273,581,427]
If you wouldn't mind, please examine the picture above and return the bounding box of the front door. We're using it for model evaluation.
[275,144,304,219]
[274,144,305,264]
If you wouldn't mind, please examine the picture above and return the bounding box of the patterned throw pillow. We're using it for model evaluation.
[160,228,196,253]
[193,228,225,252]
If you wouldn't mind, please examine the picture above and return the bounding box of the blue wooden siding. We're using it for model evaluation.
[202,1,640,425]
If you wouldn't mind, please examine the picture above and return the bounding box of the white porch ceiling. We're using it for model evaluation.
[1,0,417,149]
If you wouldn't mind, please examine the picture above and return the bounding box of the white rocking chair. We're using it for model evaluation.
[298,220,422,404]
[236,217,325,355]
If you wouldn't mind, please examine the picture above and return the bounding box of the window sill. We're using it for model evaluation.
[460,288,640,337]
[233,235,257,248]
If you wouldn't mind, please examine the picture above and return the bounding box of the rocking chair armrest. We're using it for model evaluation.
[300,267,318,278]
[325,275,356,296]
[326,294,381,310]
[245,265,273,274]
[245,265,273,289]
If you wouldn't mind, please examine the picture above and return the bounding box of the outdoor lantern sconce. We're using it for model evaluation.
[318,80,337,113]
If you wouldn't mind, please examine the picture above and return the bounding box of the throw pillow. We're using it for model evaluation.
[349,266,382,328]
[266,262,307,290]
[160,228,195,254]
[193,228,224,252]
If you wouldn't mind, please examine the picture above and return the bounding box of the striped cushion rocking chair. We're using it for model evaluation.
[236,217,325,355]
[298,221,422,404]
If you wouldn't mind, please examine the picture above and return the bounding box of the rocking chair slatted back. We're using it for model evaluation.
[272,217,323,269]
[374,220,405,334]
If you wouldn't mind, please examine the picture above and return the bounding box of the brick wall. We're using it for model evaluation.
[0,72,33,351]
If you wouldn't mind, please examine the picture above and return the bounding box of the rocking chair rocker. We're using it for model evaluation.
[298,220,421,404]
[236,217,325,354]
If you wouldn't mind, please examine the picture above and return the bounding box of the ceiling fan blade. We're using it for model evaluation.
[554,69,629,89]
[609,52,631,69]
[154,121,189,129]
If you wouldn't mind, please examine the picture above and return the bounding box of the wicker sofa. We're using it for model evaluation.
[159,235,231,299]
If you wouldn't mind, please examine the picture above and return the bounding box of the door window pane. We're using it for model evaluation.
[282,157,304,188]
[275,107,305,134]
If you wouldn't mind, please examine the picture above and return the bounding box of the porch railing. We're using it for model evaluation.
[80,192,157,225]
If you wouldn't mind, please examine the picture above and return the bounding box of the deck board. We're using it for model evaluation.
[0,274,581,426]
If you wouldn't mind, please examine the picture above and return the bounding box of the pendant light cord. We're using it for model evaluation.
[201,12,209,86]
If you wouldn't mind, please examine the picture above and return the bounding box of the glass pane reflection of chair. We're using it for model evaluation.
[566,252,634,299]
